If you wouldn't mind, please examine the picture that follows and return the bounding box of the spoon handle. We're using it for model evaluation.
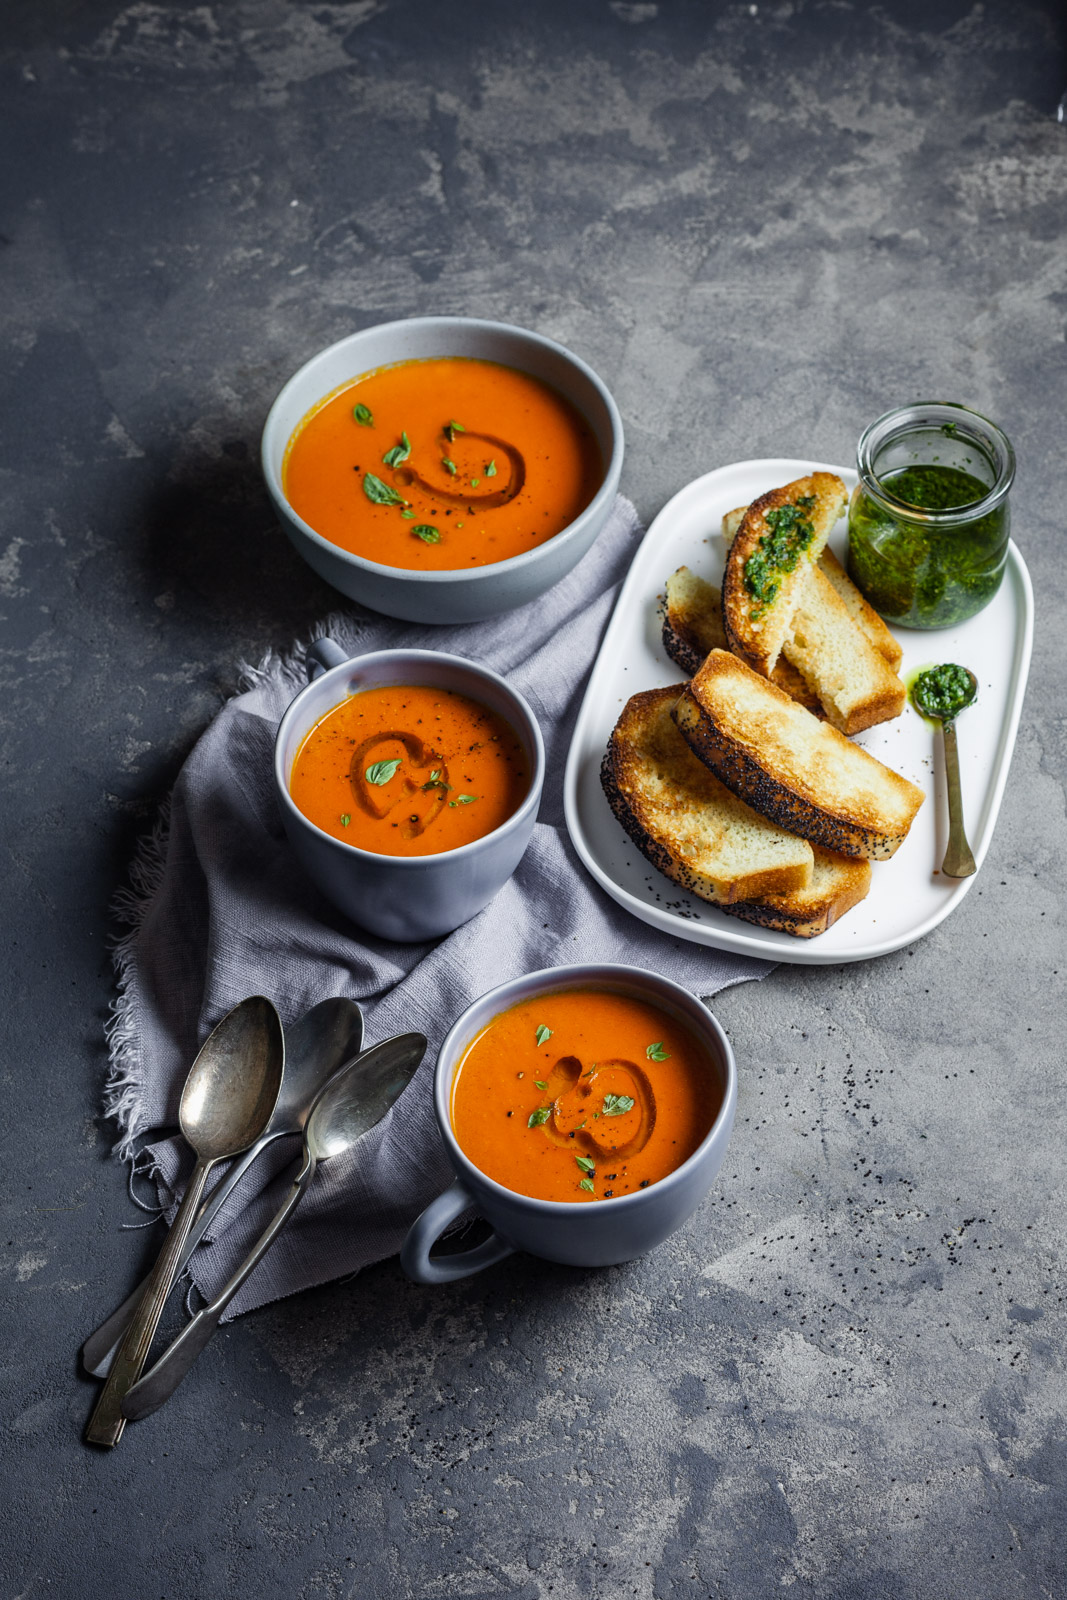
[941,719,977,878]
[85,1155,215,1448]
[81,1135,276,1379]
[121,1155,315,1422]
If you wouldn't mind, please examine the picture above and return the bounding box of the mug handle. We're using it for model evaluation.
[400,1179,515,1284]
[306,637,348,681]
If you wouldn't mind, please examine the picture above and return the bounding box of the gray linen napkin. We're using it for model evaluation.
[106,496,774,1320]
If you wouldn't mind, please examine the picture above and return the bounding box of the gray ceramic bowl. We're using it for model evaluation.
[261,316,623,624]
[273,639,545,943]
[400,964,737,1281]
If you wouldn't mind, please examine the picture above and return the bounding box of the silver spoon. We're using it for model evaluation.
[121,1031,425,1422]
[911,664,979,879]
[81,997,364,1379]
[85,996,285,1448]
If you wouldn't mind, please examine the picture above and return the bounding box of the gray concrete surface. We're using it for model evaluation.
[1,2,1065,1595]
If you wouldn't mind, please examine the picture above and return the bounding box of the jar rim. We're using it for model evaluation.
[856,401,1015,524]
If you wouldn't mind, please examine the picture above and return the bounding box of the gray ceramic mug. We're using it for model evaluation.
[273,641,545,943]
[401,964,737,1282]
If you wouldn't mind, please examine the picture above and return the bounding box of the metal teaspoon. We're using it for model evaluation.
[911,664,979,879]
[81,997,364,1379]
[85,996,285,1448]
[121,1031,425,1422]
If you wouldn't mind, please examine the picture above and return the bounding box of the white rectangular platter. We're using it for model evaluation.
[564,458,1033,965]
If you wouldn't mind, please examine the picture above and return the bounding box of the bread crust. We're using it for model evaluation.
[601,686,814,904]
[722,473,848,677]
[723,508,902,671]
[662,567,822,713]
[720,848,872,937]
[661,568,727,678]
[672,651,924,861]
[817,548,902,670]
[783,566,907,734]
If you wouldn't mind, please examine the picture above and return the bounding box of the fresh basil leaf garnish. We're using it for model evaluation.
[352,403,374,426]
[646,1042,669,1062]
[382,430,411,467]
[365,759,402,786]
[579,1178,595,1193]
[528,1106,551,1128]
[575,1155,595,1175]
[413,525,440,544]
[363,472,407,507]
[602,1093,635,1116]
[441,458,457,475]
[340,814,351,827]
[485,460,497,478]
[470,477,480,487]
[445,419,466,440]
[534,1080,547,1090]
[535,1025,552,1046]
[449,794,475,806]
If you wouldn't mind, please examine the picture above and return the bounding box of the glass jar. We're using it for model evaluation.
[846,402,1015,629]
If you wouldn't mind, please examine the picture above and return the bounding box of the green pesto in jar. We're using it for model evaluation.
[742,495,816,615]
[847,462,1009,629]
[911,662,976,723]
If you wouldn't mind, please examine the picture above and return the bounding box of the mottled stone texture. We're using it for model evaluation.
[1,1,1065,1595]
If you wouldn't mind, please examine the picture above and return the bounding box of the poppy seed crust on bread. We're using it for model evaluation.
[720,847,872,938]
[601,686,814,905]
[672,651,925,861]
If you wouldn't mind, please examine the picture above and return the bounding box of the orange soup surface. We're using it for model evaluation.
[289,684,529,857]
[451,989,722,1203]
[282,357,603,571]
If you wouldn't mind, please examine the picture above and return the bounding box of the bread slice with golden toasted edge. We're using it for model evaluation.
[783,571,907,735]
[601,685,814,904]
[721,846,872,938]
[723,506,902,669]
[672,651,925,860]
[721,473,848,676]
[662,567,822,713]
[817,549,902,669]
[662,567,727,674]
[721,498,905,733]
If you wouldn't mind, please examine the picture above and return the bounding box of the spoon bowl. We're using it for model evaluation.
[277,998,366,1130]
[179,999,285,1160]
[308,1043,421,1160]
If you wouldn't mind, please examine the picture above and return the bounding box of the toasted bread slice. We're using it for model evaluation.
[817,548,902,669]
[721,498,905,732]
[672,651,924,860]
[783,569,906,734]
[722,846,872,938]
[601,686,814,904]
[723,505,902,669]
[662,568,821,712]
[662,567,728,673]
[721,473,848,676]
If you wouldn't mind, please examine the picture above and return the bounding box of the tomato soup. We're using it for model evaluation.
[282,357,602,571]
[451,989,721,1203]
[289,684,529,857]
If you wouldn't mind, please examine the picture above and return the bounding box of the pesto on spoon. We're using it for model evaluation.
[911,664,979,878]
